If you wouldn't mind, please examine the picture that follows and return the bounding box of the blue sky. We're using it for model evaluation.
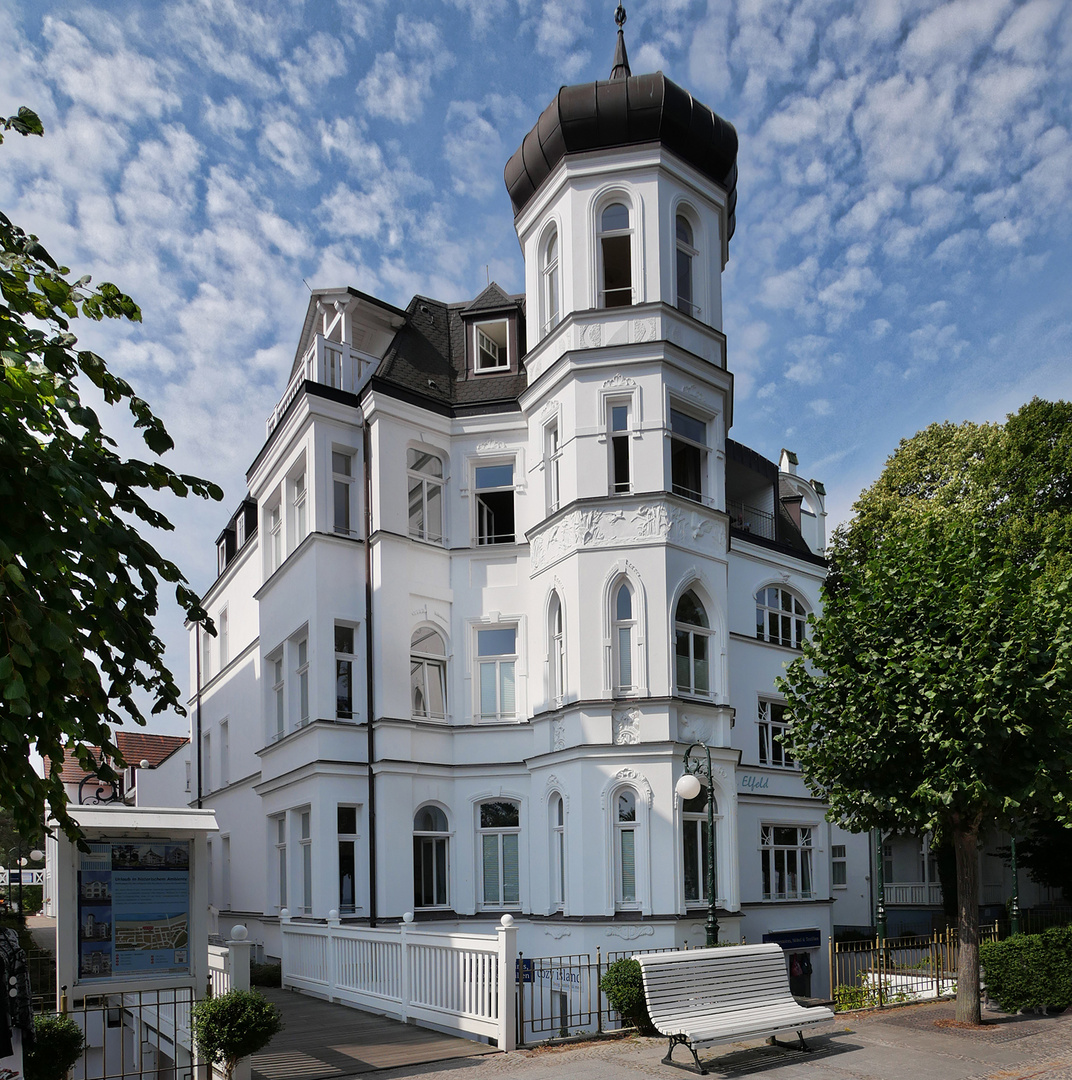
[3,0,1071,738]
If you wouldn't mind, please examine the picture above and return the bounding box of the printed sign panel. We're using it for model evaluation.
[77,840,190,980]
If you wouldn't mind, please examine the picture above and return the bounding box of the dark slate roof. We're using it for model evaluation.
[504,71,738,234]
[374,285,527,412]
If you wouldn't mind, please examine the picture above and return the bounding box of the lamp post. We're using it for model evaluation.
[7,843,44,914]
[1009,835,1021,936]
[676,742,718,946]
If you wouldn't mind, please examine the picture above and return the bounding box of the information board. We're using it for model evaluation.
[77,840,190,980]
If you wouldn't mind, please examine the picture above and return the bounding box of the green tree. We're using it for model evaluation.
[782,401,1072,1024]
[1,108,221,843]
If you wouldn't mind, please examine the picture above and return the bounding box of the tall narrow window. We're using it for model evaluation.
[549,594,565,703]
[761,825,814,900]
[682,787,717,905]
[612,582,635,695]
[475,463,515,545]
[411,627,447,721]
[832,844,847,888]
[269,504,282,571]
[297,638,309,727]
[275,816,287,910]
[670,408,706,502]
[338,806,358,914]
[477,626,517,721]
[479,801,520,908]
[551,795,565,910]
[756,587,808,648]
[221,836,231,910]
[674,591,711,697]
[218,608,229,669]
[333,451,354,535]
[758,699,795,767]
[300,810,312,914]
[201,628,212,683]
[615,790,638,908]
[292,471,308,547]
[545,422,561,513]
[600,202,632,308]
[675,214,696,315]
[408,449,444,542]
[543,230,560,334]
[272,656,285,740]
[201,732,211,794]
[413,806,449,908]
[219,720,230,787]
[609,403,631,494]
[335,625,355,720]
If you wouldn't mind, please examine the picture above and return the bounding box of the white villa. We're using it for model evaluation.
[188,29,876,998]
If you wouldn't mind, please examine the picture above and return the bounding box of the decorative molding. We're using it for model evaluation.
[411,605,428,618]
[552,718,566,751]
[545,928,573,940]
[476,439,509,453]
[606,924,654,941]
[530,501,726,572]
[678,714,710,745]
[612,708,641,746]
[602,372,635,388]
[780,572,791,583]
[632,318,657,343]
[581,323,603,349]
[678,383,708,404]
[601,767,653,808]
[541,399,560,421]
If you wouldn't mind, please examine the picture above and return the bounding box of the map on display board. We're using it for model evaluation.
[77,840,190,980]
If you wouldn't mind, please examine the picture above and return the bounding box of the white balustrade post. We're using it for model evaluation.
[279,909,291,990]
[327,910,340,1001]
[497,915,517,1052]
[400,912,413,1023]
[226,925,251,992]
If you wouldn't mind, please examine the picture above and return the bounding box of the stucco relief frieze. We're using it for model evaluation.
[612,708,641,745]
[544,928,572,940]
[530,501,727,572]
[606,924,654,941]
[602,372,635,389]
[632,318,657,343]
[580,323,602,349]
[677,383,708,405]
[552,718,566,751]
[476,439,509,453]
[541,399,560,421]
[678,713,711,745]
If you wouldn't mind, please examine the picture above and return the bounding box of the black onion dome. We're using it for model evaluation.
[504,71,738,240]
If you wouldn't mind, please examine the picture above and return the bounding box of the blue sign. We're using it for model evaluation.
[516,958,534,984]
[763,929,821,950]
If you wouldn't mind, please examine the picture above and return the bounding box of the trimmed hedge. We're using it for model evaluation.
[26,1014,85,1080]
[980,925,1072,1013]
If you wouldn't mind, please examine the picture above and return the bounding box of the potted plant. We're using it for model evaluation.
[192,989,283,1080]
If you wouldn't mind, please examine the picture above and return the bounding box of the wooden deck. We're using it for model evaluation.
[251,988,500,1080]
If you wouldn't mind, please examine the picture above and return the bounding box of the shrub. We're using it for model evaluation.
[25,1014,84,1080]
[250,961,282,988]
[599,957,654,1033]
[980,925,1072,1013]
[192,989,283,1080]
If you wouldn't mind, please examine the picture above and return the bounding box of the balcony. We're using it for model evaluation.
[267,335,380,436]
[883,882,1007,907]
[727,499,775,540]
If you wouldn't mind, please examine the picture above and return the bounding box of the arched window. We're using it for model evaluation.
[614,789,639,908]
[479,800,520,908]
[410,627,447,720]
[408,448,444,543]
[550,794,565,910]
[413,806,449,908]
[612,581,635,694]
[674,590,712,697]
[542,229,560,334]
[675,214,697,315]
[682,785,718,906]
[599,202,633,308]
[549,593,565,704]
[756,586,808,649]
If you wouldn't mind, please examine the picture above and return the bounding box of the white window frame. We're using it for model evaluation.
[221,835,231,910]
[413,805,450,909]
[832,843,847,889]
[756,586,809,649]
[675,211,699,317]
[674,590,713,698]
[550,794,566,912]
[201,731,211,794]
[613,788,640,910]
[274,815,287,911]
[548,593,565,705]
[201,626,212,683]
[407,447,445,543]
[218,606,229,669]
[410,625,448,721]
[473,459,516,545]
[761,824,815,901]
[475,623,518,721]
[758,698,796,768]
[337,805,360,915]
[269,653,285,741]
[267,498,283,573]
[290,468,308,552]
[335,624,356,721]
[299,808,313,915]
[544,419,561,514]
[541,228,560,335]
[474,321,509,372]
[682,786,719,907]
[332,449,355,536]
[477,800,521,909]
[612,581,636,696]
[219,718,230,787]
[669,404,708,504]
[295,636,310,728]
[597,198,634,309]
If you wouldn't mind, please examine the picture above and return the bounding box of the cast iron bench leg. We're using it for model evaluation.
[663,1034,708,1075]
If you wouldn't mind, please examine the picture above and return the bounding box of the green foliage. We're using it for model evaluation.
[25,1013,84,1080]
[193,990,283,1080]
[0,108,222,843]
[1001,821,1072,899]
[249,961,282,988]
[599,957,653,1033]
[980,926,1072,1013]
[832,976,879,1012]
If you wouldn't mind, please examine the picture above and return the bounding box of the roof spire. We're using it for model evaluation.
[610,3,631,80]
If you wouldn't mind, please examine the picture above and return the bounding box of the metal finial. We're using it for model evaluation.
[615,3,627,30]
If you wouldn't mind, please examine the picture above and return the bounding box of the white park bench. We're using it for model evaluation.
[636,943,835,1074]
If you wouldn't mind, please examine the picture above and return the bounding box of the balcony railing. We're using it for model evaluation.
[727,499,775,540]
[884,882,944,906]
[267,335,380,436]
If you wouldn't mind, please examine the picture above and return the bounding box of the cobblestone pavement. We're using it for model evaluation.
[370,1002,1072,1080]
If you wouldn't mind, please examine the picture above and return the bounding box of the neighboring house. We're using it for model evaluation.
[189,37,852,994]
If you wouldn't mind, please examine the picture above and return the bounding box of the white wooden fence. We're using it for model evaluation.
[280,911,517,1051]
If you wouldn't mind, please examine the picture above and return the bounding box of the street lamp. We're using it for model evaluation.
[7,844,44,915]
[676,742,718,946]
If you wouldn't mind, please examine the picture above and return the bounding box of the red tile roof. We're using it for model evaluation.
[43,733,188,782]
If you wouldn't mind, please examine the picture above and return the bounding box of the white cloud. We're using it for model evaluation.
[518,0,591,81]
[443,95,527,199]
[445,0,509,34]
[281,33,348,106]
[902,0,1013,70]
[759,256,819,314]
[808,398,833,416]
[258,118,316,183]
[203,96,253,141]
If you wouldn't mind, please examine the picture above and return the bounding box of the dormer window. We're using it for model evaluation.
[475,323,509,372]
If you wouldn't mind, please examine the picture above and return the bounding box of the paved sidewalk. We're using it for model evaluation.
[365,1001,1072,1080]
